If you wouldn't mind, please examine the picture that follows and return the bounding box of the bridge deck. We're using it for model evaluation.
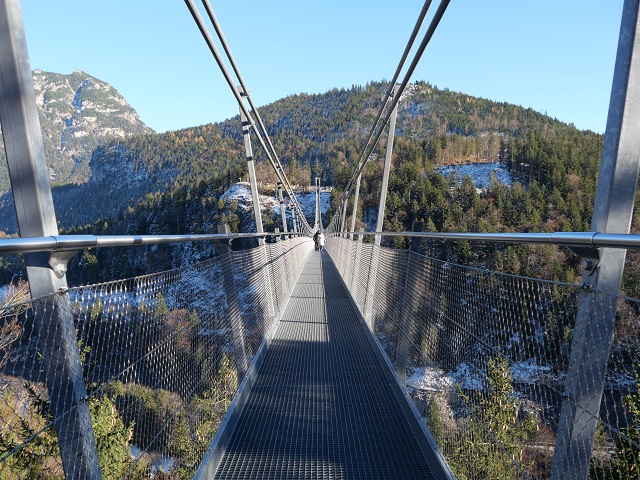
[214,251,441,479]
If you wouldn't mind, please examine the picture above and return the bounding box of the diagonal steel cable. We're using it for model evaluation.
[184,0,313,233]
[341,0,433,196]
[330,0,452,232]
[199,0,303,224]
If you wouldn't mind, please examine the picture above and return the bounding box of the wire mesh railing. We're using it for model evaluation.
[0,236,313,479]
[327,234,640,480]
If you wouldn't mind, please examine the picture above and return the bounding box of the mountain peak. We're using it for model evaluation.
[0,70,155,191]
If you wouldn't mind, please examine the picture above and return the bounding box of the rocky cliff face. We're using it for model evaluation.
[0,69,154,194]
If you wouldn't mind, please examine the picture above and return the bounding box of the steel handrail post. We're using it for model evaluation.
[0,2,102,477]
[551,1,640,477]
[395,222,424,383]
[374,84,399,247]
[217,224,248,378]
[238,86,265,245]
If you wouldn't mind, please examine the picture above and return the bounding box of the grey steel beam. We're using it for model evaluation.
[339,195,349,238]
[2,229,640,259]
[0,232,304,256]
[238,87,264,245]
[551,1,640,478]
[374,84,399,246]
[0,1,101,478]
[336,230,640,250]
[315,177,321,230]
[395,221,423,383]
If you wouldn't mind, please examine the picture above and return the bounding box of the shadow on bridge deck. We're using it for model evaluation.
[210,251,448,479]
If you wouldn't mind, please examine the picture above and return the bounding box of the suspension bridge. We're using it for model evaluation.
[1,0,640,479]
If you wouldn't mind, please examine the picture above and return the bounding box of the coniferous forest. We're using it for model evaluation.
[0,80,625,290]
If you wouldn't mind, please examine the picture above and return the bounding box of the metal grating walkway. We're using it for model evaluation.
[213,252,441,479]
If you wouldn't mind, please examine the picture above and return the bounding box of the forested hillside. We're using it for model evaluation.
[1,78,628,288]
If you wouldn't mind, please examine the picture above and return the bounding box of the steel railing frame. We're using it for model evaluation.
[323,231,640,479]
[2,229,639,260]
[0,231,307,256]
[0,232,314,478]
[334,230,640,252]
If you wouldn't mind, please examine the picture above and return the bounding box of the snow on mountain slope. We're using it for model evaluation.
[436,161,512,190]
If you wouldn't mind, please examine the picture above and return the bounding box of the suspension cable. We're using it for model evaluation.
[200,0,297,203]
[184,0,313,233]
[343,0,433,197]
[331,0,452,232]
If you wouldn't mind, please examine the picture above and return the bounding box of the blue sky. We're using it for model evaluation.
[21,1,624,134]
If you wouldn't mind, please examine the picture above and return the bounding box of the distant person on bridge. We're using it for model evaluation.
[318,231,325,252]
[313,230,320,251]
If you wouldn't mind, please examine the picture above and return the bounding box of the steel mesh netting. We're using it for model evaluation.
[231,246,276,363]
[266,243,287,315]
[326,235,640,480]
[0,238,313,479]
[0,285,103,479]
[369,247,409,365]
[265,237,312,314]
[231,238,312,364]
[327,235,374,323]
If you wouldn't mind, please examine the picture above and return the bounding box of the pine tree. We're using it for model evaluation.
[609,368,640,478]
[452,355,537,479]
[427,397,445,447]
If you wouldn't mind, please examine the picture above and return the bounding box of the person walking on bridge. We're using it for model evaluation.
[313,230,320,251]
[318,231,325,252]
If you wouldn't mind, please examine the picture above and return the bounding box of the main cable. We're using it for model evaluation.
[343,0,433,198]
[184,0,313,233]
[202,0,309,232]
[200,0,294,199]
[331,0,452,232]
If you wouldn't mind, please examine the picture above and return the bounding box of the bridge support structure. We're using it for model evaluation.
[237,87,264,246]
[551,0,640,477]
[217,224,249,377]
[314,177,321,231]
[374,84,399,247]
[347,165,364,239]
[362,85,401,326]
[0,1,102,478]
[277,181,288,239]
[339,194,349,238]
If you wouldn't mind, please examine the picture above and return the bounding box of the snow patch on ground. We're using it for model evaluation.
[436,161,512,190]
[510,360,557,383]
[406,366,453,392]
[407,359,565,393]
[220,183,279,212]
[220,182,331,222]
[406,363,484,392]
[131,445,173,474]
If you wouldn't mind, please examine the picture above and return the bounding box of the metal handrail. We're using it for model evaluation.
[337,230,640,251]
[5,228,636,258]
[0,231,306,256]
